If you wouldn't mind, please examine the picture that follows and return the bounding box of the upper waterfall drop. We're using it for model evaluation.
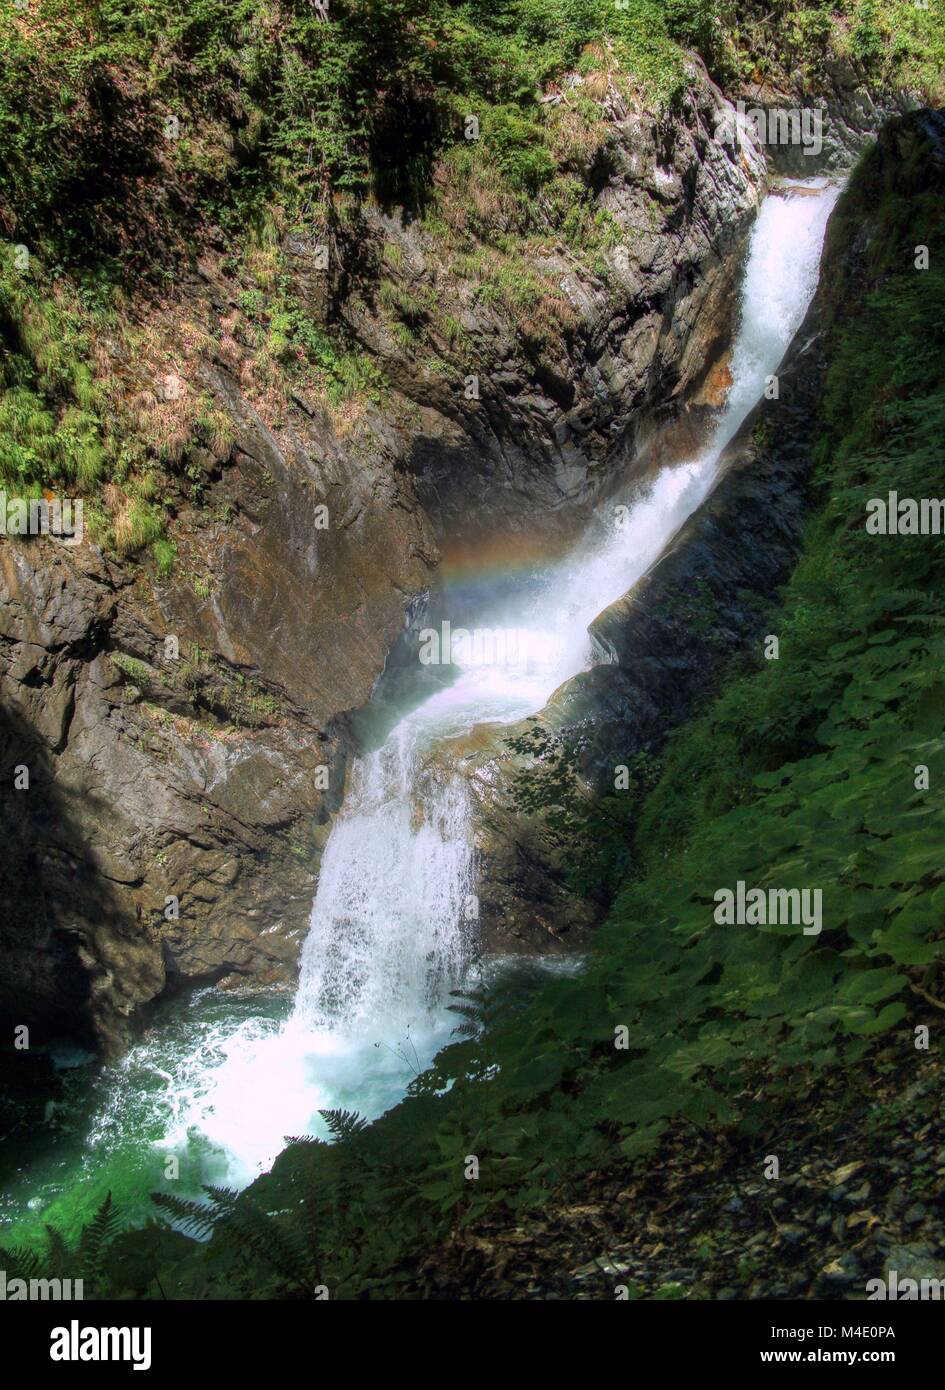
[532,180,842,682]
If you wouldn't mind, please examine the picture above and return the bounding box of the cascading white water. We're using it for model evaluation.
[531,177,841,687]
[292,730,474,1034]
[205,178,840,1171]
[26,180,839,1212]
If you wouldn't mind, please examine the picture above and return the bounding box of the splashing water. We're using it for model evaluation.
[0,182,840,1237]
[293,733,474,1035]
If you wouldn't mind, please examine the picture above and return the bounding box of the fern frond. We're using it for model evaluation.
[201,1185,242,1219]
[77,1192,121,1291]
[43,1224,72,1274]
[319,1109,368,1142]
[0,1244,41,1283]
[446,1003,482,1020]
[223,1196,316,1291]
[150,1191,221,1239]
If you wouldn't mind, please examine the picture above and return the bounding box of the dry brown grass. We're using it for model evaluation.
[546,96,611,173]
[130,385,193,464]
[243,207,286,292]
[102,482,137,552]
[436,153,517,238]
[582,42,614,103]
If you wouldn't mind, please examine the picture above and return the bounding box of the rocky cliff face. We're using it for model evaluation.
[731,65,917,177]
[0,62,768,1054]
[364,62,767,550]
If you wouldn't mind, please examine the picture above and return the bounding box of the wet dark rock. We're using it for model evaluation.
[0,538,338,1055]
[780,1226,807,1247]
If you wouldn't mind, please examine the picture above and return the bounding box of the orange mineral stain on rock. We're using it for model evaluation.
[696,357,734,409]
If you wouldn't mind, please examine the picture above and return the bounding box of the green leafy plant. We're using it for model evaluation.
[0,1194,122,1298]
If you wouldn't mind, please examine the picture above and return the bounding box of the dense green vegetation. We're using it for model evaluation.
[0,1195,122,1299]
[1,0,941,256]
[1,0,942,569]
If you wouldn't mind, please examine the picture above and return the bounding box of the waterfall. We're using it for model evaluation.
[532,178,841,686]
[7,180,840,1230]
[292,733,474,1035]
[282,177,841,1109]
